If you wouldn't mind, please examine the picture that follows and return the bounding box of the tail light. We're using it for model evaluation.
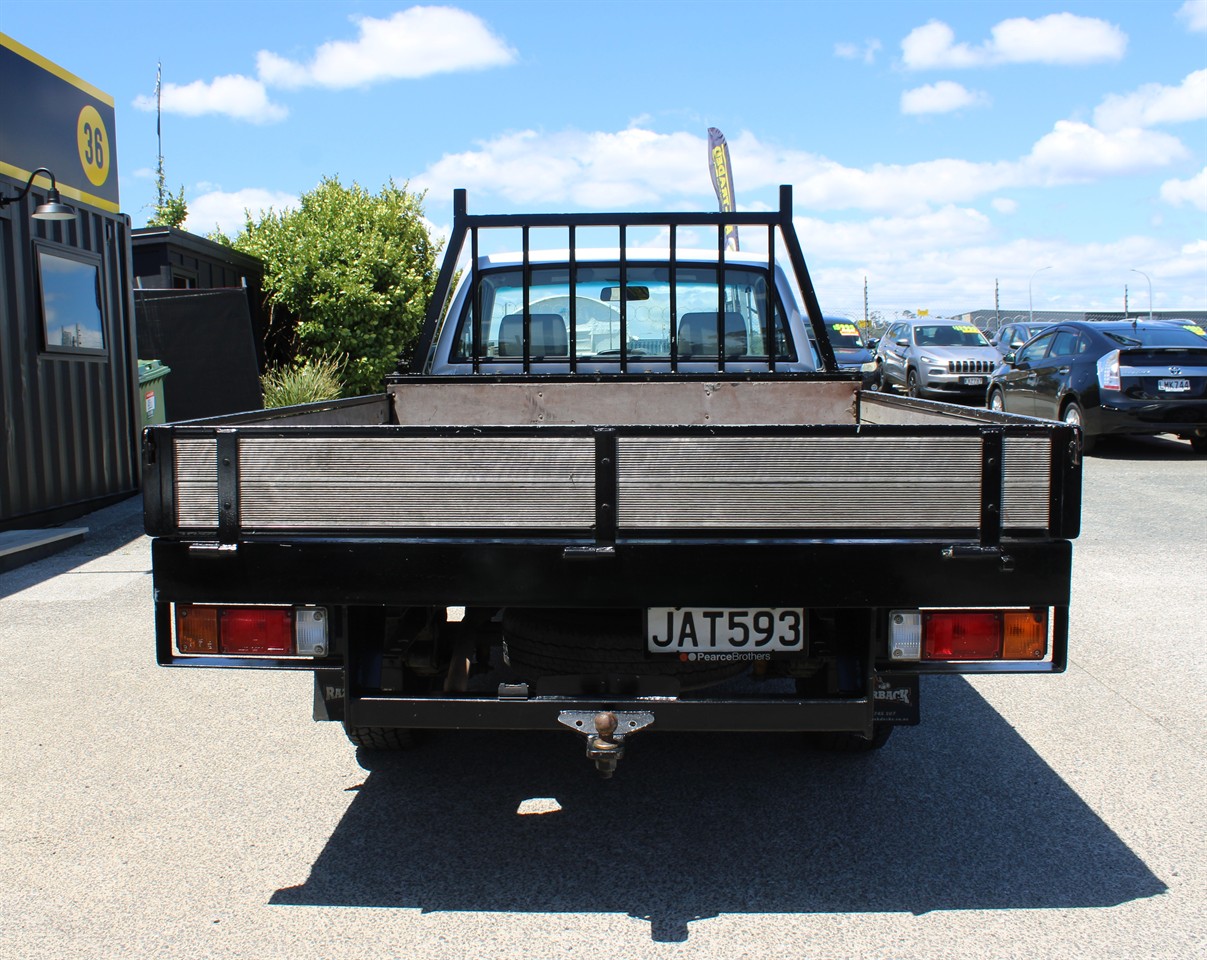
[1097,350,1121,391]
[889,608,1048,661]
[175,605,327,657]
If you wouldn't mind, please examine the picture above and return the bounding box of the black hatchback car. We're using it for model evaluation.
[986,321,1207,453]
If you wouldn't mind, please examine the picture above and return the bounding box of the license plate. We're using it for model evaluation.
[961,376,986,386]
[1158,378,1191,392]
[647,607,805,654]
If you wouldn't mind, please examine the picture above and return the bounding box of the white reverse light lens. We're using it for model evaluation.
[888,610,922,660]
[295,608,328,656]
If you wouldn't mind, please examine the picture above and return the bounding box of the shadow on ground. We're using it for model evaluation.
[272,676,1165,942]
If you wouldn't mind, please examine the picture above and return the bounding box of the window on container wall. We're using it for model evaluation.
[35,244,107,355]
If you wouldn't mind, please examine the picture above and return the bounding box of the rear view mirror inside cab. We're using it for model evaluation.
[599,285,650,302]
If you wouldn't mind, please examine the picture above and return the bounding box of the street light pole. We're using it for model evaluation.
[1131,269,1153,322]
[1029,265,1052,324]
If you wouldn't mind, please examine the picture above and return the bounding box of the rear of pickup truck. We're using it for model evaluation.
[143,187,1080,776]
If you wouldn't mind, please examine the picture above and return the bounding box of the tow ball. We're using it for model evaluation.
[557,710,655,778]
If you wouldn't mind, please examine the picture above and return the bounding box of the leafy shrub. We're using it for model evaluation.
[261,353,346,408]
[229,178,441,396]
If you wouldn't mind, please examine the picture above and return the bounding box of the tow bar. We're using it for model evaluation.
[557,710,655,778]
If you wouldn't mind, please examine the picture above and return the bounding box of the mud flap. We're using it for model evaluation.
[313,669,345,722]
[874,673,920,725]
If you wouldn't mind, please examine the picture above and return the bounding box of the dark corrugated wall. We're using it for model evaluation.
[1,185,140,529]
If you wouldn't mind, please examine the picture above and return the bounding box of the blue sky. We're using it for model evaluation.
[3,0,1204,318]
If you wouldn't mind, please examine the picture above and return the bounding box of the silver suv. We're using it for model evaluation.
[875,320,999,400]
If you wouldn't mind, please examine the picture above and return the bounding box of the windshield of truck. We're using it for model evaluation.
[913,324,989,347]
[451,264,796,362]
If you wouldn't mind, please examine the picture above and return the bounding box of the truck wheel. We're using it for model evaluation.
[343,724,419,750]
[502,608,746,690]
[806,726,894,752]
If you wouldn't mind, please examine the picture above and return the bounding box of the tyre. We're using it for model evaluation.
[987,388,1006,413]
[343,724,419,750]
[1188,434,1207,455]
[1061,400,1096,454]
[501,608,746,690]
[906,369,921,398]
[805,725,894,752]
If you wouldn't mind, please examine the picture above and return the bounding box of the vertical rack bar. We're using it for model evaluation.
[569,224,578,374]
[669,225,679,372]
[619,224,628,372]
[766,223,777,373]
[470,223,481,374]
[716,223,726,372]
[522,225,531,374]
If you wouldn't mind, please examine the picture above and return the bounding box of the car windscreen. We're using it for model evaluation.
[913,324,989,347]
[826,320,865,348]
[1103,327,1207,348]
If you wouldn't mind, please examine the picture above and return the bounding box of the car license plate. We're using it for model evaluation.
[1158,378,1191,392]
[961,376,986,386]
[647,607,805,654]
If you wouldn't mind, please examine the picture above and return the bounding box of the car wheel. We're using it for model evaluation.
[987,388,1006,413]
[1062,401,1096,454]
[906,369,921,398]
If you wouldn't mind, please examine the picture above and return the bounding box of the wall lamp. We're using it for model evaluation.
[0,167,76,221]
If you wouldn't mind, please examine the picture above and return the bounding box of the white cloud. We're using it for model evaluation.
[1160,168,1207,211]
[900,81,988,115]
[257,6,515,90]
[834,39,882,64]
[418,122,1188,219]
[991,198,1018,214]
[183,187,299,236]
[1024,121,1189,182]
[133,75,287,124]
[1094,69,1207,132]
[1177,0,1207,32]
[901,15,1126,70]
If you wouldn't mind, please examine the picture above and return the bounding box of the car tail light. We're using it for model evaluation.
[218,608,292,655]
[889,608,1049,661]
[1097,350,1121,391]
[1002,610,1048,659]
[176,606,219,654]
[923,611,1001,659]
[174,604,327,657]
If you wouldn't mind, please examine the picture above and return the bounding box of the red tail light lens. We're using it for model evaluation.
[923,611,1002,660]
[218,608,293,655]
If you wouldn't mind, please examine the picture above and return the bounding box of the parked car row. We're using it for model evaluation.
[861,317,1207,454]
[986,320,1207,453]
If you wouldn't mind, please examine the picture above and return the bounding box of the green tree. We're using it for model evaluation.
[147,184,188,228]
[229,177,440,396]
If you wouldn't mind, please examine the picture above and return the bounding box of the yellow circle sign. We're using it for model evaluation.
[76,105,110,187]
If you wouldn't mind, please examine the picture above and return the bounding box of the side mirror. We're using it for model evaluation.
[896,337,909,347]
[865,338,878,351]
[1003,353,1018,366]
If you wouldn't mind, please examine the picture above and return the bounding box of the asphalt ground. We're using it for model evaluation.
[1,433,1203,959]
